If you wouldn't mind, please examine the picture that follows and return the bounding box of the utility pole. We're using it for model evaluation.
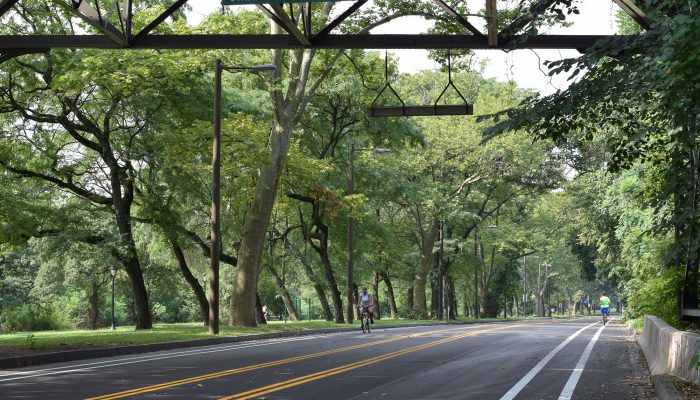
[210,59,222,335]
[346,142,355,324]
[474,224,479,319]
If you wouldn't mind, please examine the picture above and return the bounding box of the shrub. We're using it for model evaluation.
[1,303,68,332]
[397,308,431,320]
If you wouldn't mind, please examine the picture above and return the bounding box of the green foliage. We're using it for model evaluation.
[397,308,431,320]
[2,304,68,333]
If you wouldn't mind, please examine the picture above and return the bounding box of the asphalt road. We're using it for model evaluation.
[0,318,655,400]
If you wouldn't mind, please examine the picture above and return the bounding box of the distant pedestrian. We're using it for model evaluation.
[262,305,268,321]
[600,291,611,325]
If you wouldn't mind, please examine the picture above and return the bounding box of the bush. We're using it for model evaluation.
[1,303,68,332]
[625,267,681,326]
[397,308,431,320]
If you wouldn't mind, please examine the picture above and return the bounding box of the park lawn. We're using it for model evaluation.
[0,316,526,352]
[0,318,450,351]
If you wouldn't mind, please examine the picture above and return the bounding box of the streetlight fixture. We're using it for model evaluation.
[211,59,276,335]
[110,265,117,331]
[346,144,391,324]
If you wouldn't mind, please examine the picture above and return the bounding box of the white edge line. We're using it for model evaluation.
[499,321,600,400]
[557,323,606,400]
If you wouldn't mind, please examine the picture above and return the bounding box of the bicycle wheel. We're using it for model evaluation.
[366,317,371,333]
[361,316,367,333]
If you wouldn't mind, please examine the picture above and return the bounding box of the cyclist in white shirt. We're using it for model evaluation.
[357,287,374,324]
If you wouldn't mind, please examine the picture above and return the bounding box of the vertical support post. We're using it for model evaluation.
[346,142,355,324]
[308,298,311,321]
[486,0,498,46]
[122,0,132,42]
[209,59,222,335]
[474,225,479,319]
[523,257,527,317]
[111,271,116,330]
[438,220,444,320]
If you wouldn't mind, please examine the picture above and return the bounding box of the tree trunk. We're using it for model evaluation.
[171,240,209,326]
[265,263,300,322]
[298,253,334,321]
[382,272,398,319]
[87,282,100,330]
[481,291,499,318]
[446,275,457,319]
[430,272,439,318]
[230,121,292,327]
[319,247,345,323]
[413,220,439,312]
[372,270,381,320]
[407,287,413,311]
[110,170,152,329]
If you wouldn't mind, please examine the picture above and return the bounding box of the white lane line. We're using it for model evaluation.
[557,323,606,400]
[0,335,326,382]
[499,321,599,400]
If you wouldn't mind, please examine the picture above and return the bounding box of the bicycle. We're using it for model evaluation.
[360,305,372,334]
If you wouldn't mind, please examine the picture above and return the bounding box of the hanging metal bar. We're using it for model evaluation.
[368,50,473,117]
[367,52,406,117]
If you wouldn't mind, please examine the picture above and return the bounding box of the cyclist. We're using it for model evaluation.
[357,286,374,325]
[600,290,611,325]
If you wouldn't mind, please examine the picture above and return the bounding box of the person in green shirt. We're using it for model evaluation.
[600,291,611,325]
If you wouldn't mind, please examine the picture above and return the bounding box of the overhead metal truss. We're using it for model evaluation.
[0,0,652,64]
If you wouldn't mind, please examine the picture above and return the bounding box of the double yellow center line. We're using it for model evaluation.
[221,323,523,400]
[87,326,476,400]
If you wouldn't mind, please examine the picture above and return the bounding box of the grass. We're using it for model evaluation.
[0,317,512,351]
[626,317,644,333]
[0,314,556,352]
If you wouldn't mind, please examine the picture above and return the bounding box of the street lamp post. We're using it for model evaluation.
[211,59,275,334]
[346,144,390,324]
[202,272,208,326]
[110,265,116,330]
[474,224,479,319]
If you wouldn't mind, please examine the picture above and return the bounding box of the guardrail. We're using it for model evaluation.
[637,315,700,384]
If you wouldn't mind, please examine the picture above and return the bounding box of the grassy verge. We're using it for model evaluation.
[0,317,511,351]
[627,317,644,333]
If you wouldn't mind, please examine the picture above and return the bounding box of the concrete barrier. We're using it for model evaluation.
[637,315,700,384]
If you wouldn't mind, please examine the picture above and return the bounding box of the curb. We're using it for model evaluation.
[653,375,684,400]
[0,318,527,369]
